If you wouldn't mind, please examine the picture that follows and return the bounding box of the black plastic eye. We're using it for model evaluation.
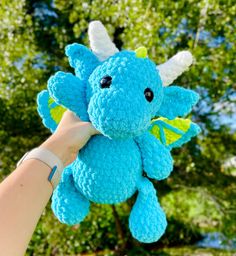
[100,75,112,89]
[144,88,154,102]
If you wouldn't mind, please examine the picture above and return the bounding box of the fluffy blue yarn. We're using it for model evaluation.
[73,135,142,204]
[37,90,58,132]
[37,42,200,243]
[86,51,163,139]
[156,86,200,120]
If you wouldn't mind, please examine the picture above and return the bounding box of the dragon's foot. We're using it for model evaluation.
[129,177,167,243]
[51,166,90,225]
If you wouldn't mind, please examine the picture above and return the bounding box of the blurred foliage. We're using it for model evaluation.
[0,0,235,254]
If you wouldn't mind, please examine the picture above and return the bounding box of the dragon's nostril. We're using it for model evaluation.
[100,75,112,89]
[144,88,154,102]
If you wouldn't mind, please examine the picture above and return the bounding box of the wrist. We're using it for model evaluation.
[40,133,72,167]
[17,147,64,190]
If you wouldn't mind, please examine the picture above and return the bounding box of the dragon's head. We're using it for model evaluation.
[86,48,163,138]
[45,21,199,139]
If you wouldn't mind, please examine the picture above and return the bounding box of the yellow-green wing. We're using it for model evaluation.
[149,117,201,150]
[37,90,66,133]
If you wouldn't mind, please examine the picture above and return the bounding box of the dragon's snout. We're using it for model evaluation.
[88,89,152,139]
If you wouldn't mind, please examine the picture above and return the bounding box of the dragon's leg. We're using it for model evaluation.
[51,165,90,225]
[129,177,167,243]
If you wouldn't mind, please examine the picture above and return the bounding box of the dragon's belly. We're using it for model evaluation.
[73,135,142,204]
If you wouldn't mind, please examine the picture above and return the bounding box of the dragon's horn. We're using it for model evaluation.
[157,51,193,86]
[88,20,119,61]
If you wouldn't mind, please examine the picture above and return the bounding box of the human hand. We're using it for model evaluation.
[40,111,99,166]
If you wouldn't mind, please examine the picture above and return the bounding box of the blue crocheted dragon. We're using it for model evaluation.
[37,21,200,243]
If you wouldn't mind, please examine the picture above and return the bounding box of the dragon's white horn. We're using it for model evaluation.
[157,51,193,86]
[88,20,119,61]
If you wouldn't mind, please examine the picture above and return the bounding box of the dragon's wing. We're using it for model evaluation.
[37,90,66,133]
[149,117,200,150]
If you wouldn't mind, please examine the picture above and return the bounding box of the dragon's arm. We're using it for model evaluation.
[38,43,100,129]
[47,71,89,121]
[47,43,100,121]
[135,132,173,180]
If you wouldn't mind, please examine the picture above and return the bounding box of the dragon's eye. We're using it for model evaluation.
[144,88,154,102]
[100,75,112,89]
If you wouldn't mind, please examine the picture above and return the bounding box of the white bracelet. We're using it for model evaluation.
[17,147,64,189]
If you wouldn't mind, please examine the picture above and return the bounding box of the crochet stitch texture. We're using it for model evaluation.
[37,21,200,243]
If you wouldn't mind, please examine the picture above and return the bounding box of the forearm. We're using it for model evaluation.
[0,132,69,256]
[0,159,52,256]
[0,111,98,256]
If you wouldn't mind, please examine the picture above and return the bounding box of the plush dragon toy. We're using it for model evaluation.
[37,21,200,243]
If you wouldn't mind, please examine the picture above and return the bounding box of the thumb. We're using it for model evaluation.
[57,110,81,130]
